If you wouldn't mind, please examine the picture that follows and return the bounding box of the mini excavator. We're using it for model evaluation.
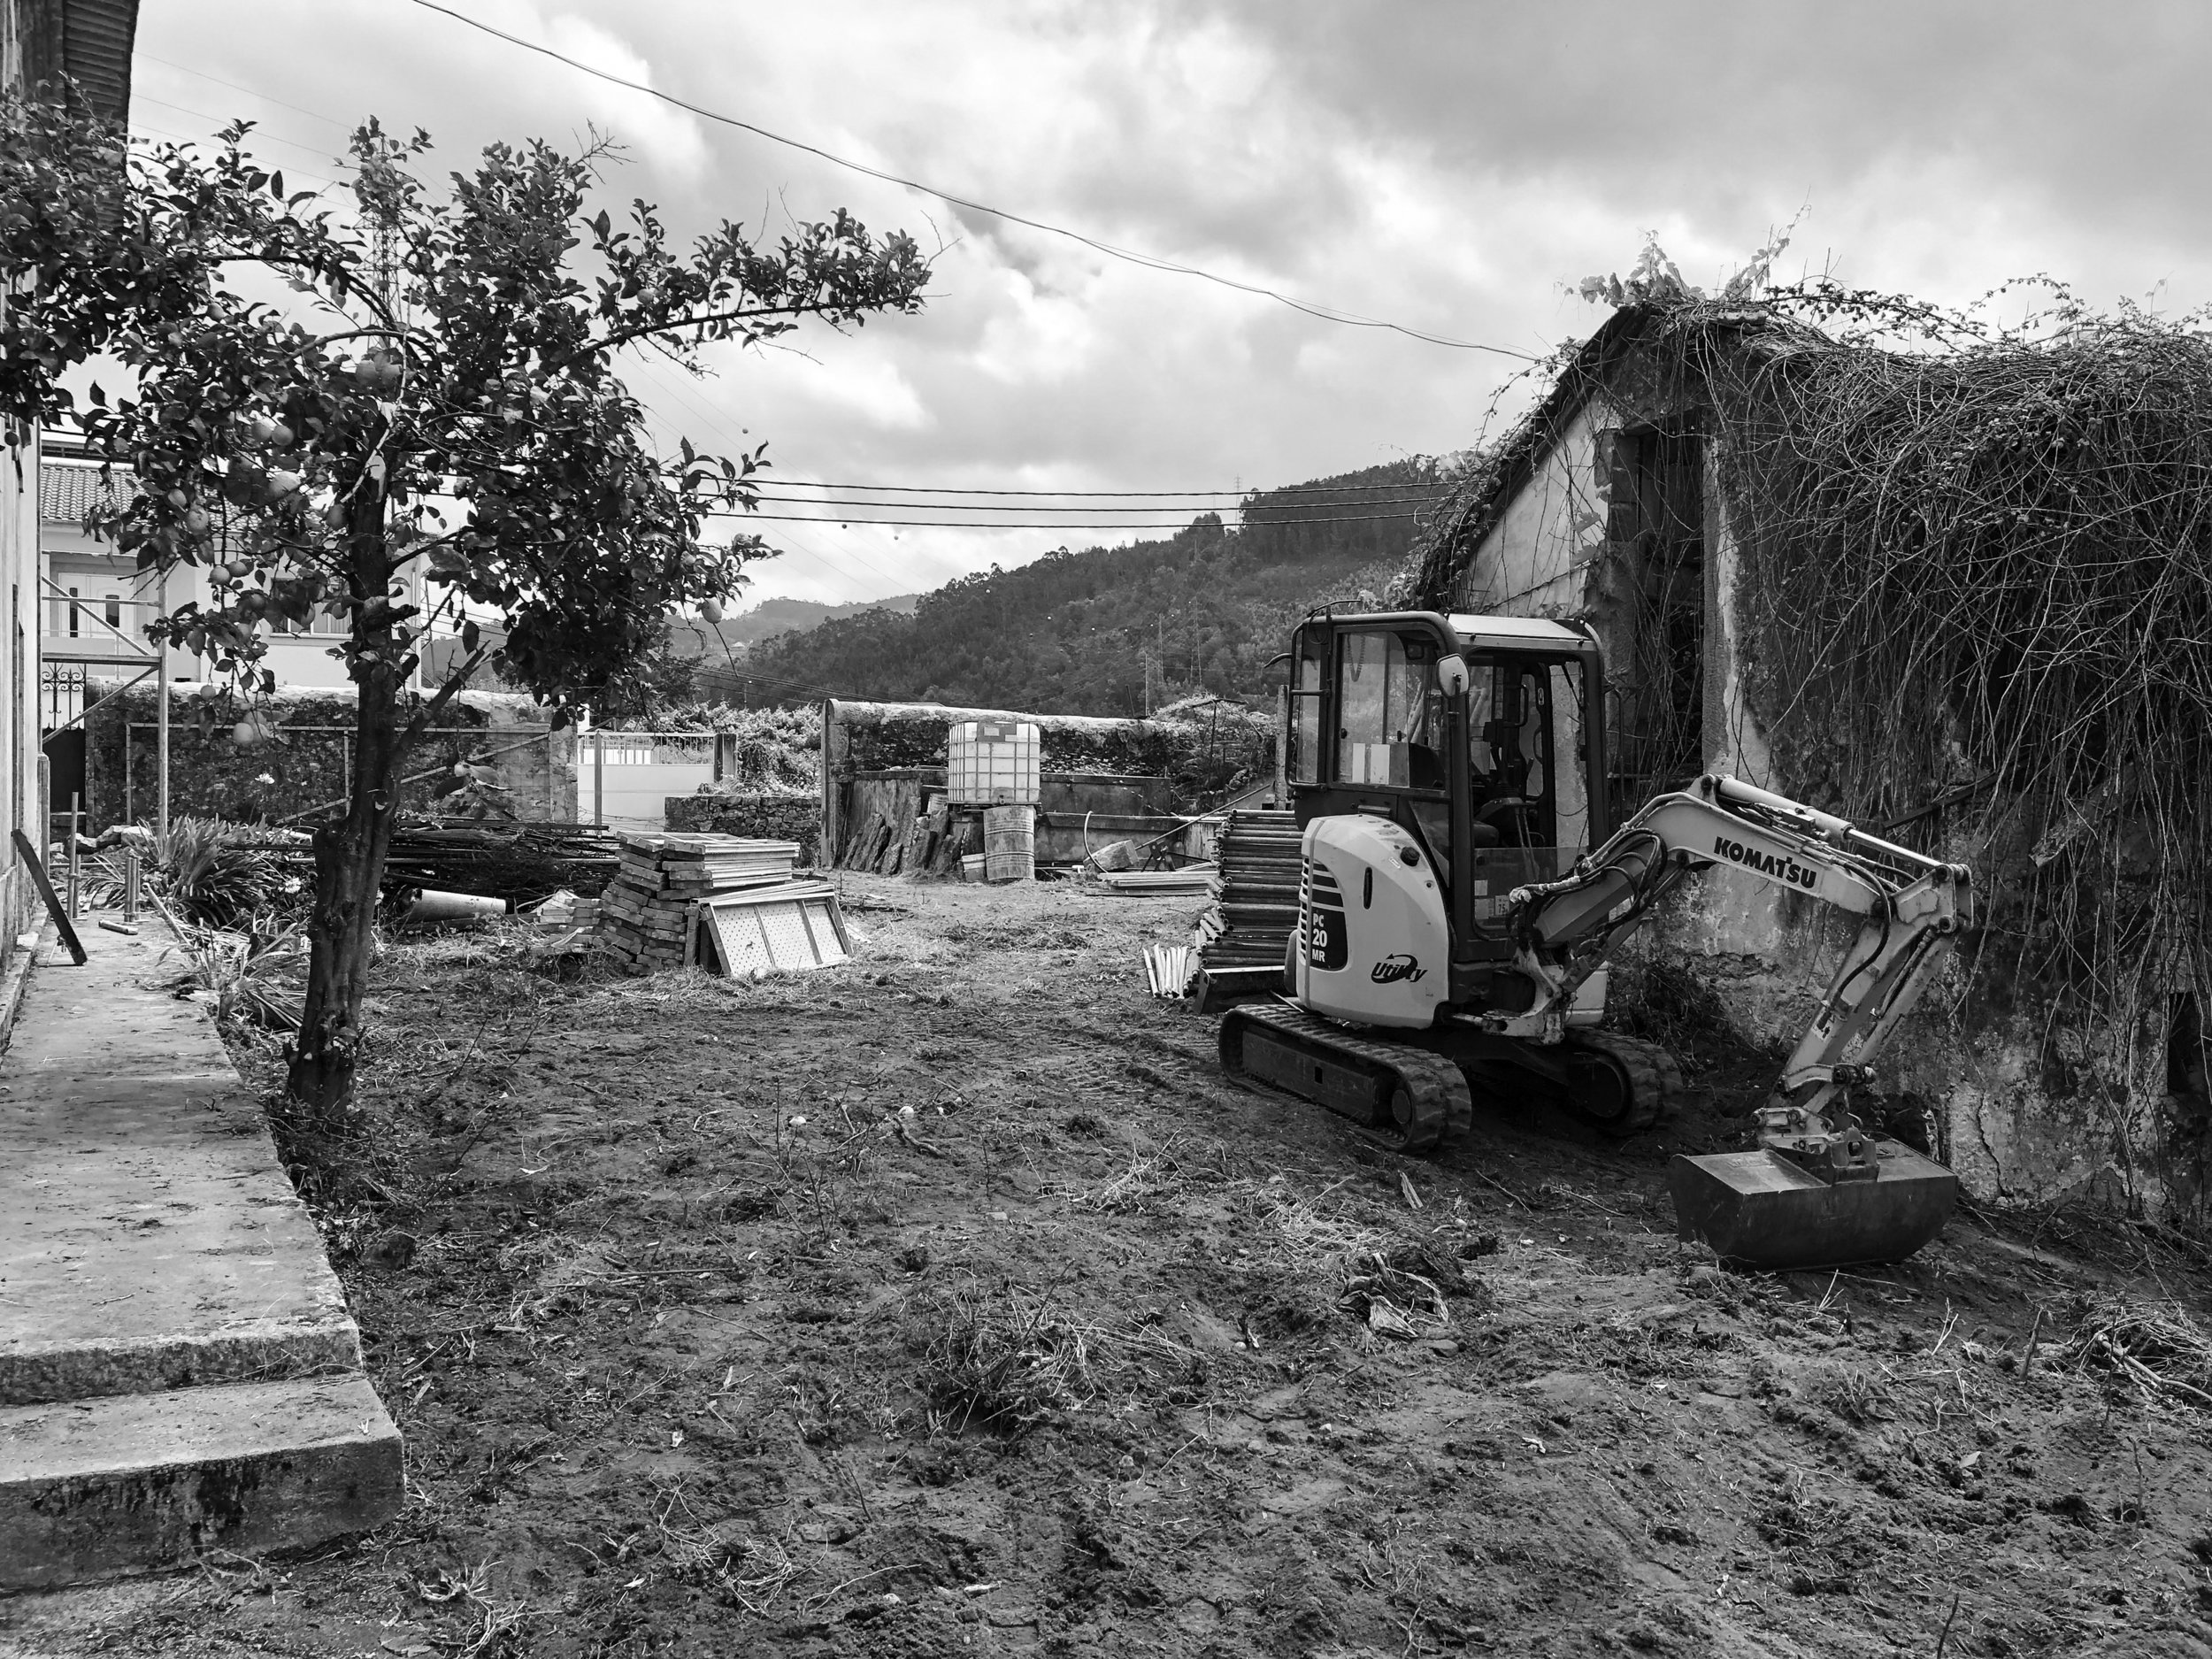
[1218,609,1971,1271]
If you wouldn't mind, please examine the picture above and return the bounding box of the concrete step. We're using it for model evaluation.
[0,941,365,1405]
[0,1371,403,1590]
[0,1160,363,1405]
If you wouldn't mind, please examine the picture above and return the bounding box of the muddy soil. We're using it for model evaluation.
[12,879,2212,1657]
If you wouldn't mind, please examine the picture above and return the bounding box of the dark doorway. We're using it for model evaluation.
[1597,425,1705,808]
[45,728,85,825]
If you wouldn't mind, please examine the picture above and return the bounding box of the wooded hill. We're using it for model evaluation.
[741,460,1446,714]
[669,592,924,656]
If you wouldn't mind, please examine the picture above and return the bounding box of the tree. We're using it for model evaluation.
[0,95,929,1116]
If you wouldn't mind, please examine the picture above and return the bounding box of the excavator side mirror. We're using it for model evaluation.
[1436,654,1471,698]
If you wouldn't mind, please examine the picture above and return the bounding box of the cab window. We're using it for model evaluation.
[1335,631,1445,792]
[1287,630,1325,784]
[1465,655,1592,918]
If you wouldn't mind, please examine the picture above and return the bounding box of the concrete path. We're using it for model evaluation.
[0,918,400,1589]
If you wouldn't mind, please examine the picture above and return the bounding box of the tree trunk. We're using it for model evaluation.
[286,657,403,1118]
[286,482,399,1122]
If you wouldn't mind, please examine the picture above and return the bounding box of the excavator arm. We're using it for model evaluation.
[1504,776,1972,1262]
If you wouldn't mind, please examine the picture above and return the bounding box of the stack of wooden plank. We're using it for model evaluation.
[1098,864,1214,895]
[1193,809,1302,1007]
[381,820,620,904]
[599,832,798,972]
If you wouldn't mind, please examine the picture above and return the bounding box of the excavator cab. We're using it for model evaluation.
[1282,610,1614,1025]
[1220,607,1969,1273]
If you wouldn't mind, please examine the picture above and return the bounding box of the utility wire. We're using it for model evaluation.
[128,120,346,196]
[749,492,1442,513]
[137,52,358,132]
[403,0,1536,360]
[134,95,356,170]
[622,349,924,594]
[763,478,1445,497]
[688,661,852,703]
[718,511,1422,530]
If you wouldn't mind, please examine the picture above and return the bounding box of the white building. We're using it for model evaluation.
[38,447,433,814]
[1,0,140,944]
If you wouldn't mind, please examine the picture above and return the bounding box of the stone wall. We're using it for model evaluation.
[1451,419,2079,1207]
[81,686,577,831]
[665,791,822,854]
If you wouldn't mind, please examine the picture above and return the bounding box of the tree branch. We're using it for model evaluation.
[398,647,490,751]
[575,301,851,365]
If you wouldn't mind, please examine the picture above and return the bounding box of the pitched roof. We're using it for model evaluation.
[15,0,139,124]
[1407,300,1824,608]
[39,458,131,526]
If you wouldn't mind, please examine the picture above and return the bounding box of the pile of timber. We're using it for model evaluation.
[1099,864,1214,895]
[599,832,798,972]
[1193,809,1301,1007]
[837,773,933,874]
[836,772,987,879]
[380,820,620,905]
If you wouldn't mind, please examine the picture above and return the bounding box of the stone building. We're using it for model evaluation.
[1409,298,2210,1217]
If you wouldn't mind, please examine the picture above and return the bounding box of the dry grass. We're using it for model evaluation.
[915,1283,1201,1430]
[2062,1295,2212,1409]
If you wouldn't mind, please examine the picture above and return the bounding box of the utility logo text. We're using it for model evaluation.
[1371,954,1426,985]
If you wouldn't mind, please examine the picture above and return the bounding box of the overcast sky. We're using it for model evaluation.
[130,2,2212,609]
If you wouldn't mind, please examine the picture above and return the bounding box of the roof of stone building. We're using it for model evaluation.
[16,1,139,124]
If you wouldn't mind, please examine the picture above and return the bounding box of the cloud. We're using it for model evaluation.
[530,8,710,178]
[133,0,2212,609]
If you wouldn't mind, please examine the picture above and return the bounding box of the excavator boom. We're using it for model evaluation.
[1509,774,1970,1270]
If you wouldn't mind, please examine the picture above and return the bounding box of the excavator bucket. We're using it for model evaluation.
[1667,1139,1956,1272]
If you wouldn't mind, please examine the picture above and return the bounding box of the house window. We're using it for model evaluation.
[66,587,79,638]
[104,594,120,630]
[1596,425,1704,804]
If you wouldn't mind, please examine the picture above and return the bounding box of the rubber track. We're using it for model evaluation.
[1563,1030,1686,1134]
[1220,1002,1473,1156]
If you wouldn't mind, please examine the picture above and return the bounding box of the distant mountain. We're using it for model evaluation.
[740,460,1446,715]
[668,593,923,657]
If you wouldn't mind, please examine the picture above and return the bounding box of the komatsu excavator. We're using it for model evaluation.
[1218,609,1971,1271]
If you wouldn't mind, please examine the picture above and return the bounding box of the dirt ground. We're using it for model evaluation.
[12,879,2212,1658]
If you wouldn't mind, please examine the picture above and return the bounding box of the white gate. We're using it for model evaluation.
[576,732,716,830]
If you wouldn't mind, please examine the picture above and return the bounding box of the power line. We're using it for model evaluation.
[128,120,346,196]
[134,95,356,170]
[762,478,1445,498]
[689,661,852,703]
[137,52,358,132]
[620,350,924,595]
[749,491,1441,514]
[403,0,1536,360]
[718,511,1422,529]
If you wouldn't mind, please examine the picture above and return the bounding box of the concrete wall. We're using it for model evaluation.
[0,429,41,953]
[1455,400,1616,619]
[2,0,45,956]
